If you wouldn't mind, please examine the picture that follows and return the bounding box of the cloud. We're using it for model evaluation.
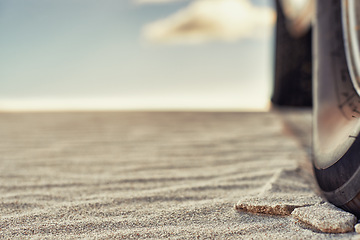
[142,0,275,44]
[135,0,184,4]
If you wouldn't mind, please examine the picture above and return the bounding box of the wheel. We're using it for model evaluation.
[271,0,313,107]
[313,0,360,217]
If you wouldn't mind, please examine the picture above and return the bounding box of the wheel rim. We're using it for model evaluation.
[343,0,360,95]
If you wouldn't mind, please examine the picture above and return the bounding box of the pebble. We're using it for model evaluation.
[235,194,322,216]
[235,167,322,216]
[355,223,360,233]
[291,202,357,233]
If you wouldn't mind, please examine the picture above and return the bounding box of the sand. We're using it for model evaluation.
[0,110,358,239]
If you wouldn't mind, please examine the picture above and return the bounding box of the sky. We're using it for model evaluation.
[0,0,275,111]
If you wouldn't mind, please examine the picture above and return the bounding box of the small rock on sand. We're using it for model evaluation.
[355,223,360,234]
[291,202,357,233]
[235,194,322,216]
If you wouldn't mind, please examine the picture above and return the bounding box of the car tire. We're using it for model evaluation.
[271,0,313,107]
[313,0,360,217]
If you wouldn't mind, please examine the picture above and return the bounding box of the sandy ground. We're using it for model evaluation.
[0,110,358,239]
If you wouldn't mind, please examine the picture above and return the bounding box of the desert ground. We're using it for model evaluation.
[0,110,359,239]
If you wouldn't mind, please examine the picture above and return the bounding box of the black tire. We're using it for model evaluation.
[313,0,360,217]
[272,0,313,107]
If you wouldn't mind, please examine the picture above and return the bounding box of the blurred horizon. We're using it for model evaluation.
[0,0,275,111]
[0,97,271,112]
